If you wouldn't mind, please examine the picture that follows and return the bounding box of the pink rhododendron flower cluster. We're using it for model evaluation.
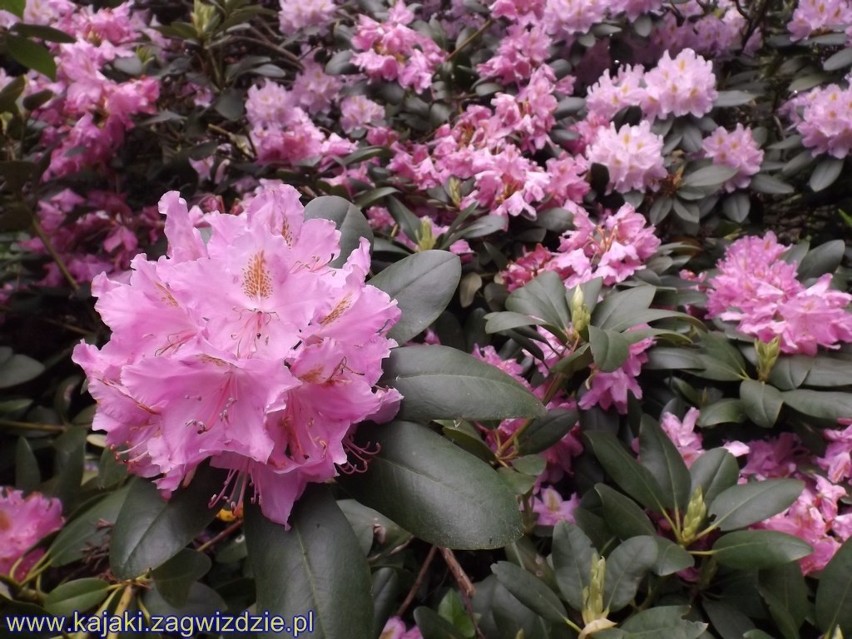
[278,0,337,35]
[585,121,667,193]
[72,185,401,526]
[532,486,580,525]
[701,124,764,192]
[786,83,852,158]
[351,1,446,92]
[0,488,64,579]
[659,407,749,467]
[787,0,852,41]
[706,232,852,354]
[380,616,423,639]
[579,335,655,414]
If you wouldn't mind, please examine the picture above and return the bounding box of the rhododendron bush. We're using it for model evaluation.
[1,0,852,636]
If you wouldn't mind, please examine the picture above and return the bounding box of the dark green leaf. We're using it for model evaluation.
[304,195,373,267]
[639,416,691,511]
[505,271,570,332]
[815,536,852,634]
[589,326,631,372]
[708,479,803,531]
[245,486,373,639]
[370,250,461,343]
[797,240,845,279]
[110,467,220,579]
[768,356,813,390]
[697,399,747,427]
[689,448,739,504]
[5,35,56,79]
[492,562,568,624]
[584,431,666,512]
[44,579,109,616]
[152,549,212,608]
[759,564,809,639]
[740,380,783,428]
[0,349,45,388]
[823,47,852,70]
[484,311,546,334]
[645,347,703,371]
[414,606,467,639]
[0,0,24,17]
[15,437,40,492]
[703,599,755,639]
[11,23,75,43]
[382,345,545,422]
[596,484,655,539]
[354,186,399,208]
[0,75,25,112]
[722,193,751,223]
[615,606,706,638]
[592,287,655,331]
[50,486,130,566]
[386,196,421,243]
[144,581,225,617]
[604,536,658,611]
[681,165,738,189]
[809,157,844,192]
[652,537,694,576]
[551,522,595,610]
[213,89,244,120]
[782,389,852,421]
[712,530,812,569]
[714,91,756,107]
[804,356,852,387]
[339,421,523,549]
[517,407,579,455]
[751,174,795,195]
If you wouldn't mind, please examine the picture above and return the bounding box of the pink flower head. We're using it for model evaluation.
[643,49,718,120]
[278,0,337,35]
[660,408,704,466]
[790,84,852,159]
[532,486,579,526]
[586,65,647,121]
[0,488,64,579]
[73,185,401,526]
[585,121,667,193]
[340,95,385,133]
[380,616,423,639]
[543,0,608,37]
[706,233,852,354]
[701,124,764,192]
[788,0,852,41]
[579,336,655,414]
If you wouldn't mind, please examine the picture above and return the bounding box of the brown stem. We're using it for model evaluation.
[30,215,79,292]
[395,545,438,618]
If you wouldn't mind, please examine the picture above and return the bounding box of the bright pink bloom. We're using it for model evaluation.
[788,0,852,41]
[340,95,385,133]
[585,65,647,121]
[73,186,401,526]
[579,336,655,414]
[585,121,667,192]
[660,408,704,466]
[701,124,764,192]
[477,24,552,84]
[0,488,64,579]
[788,84,852,158]
[380,616,423,639]
[643,49,718,119]
[532,486,579,525]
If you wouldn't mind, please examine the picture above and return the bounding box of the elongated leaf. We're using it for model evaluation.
[708,479,803,531]
[816,537,852,634]
[740,380,784,428]
[517,407,579,455]
[595,484,655,539]
[682,165,738,189]
[5,35,57,79]
[110,468,221,579]
[592,287,655,331]
[245,486,372,639]
[782,389,852,421]
[552,522,595,610]
[809,157,844,192]
[44,579,109,616]
[751,174,795,195]
[712,531,812,569]
[798,239,845,279]
[652,538,694,576]
[804,357,852,387]
[370,251,461,343]
[15,437,40,491]
[689,448,739,504]
[505,271,570,331]
[50,486,130,566]
[617,605,706,638]
[0,351,44,388]
[604,536,658,611]
[304,195,373,267]
[759,564,809,639]
[381,345,545,422]
[484,311,546,334]
[492,562,568,624]
[152,549,212,608]
[639,417,691,511]
[414,606,467,639]
[697,399,747,427]
[584,432,666,512]
[339,421,523,549]
[589,326,631,372]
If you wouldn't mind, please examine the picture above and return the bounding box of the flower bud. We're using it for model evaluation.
[755,336,780,382]
[680,486,707,545]
[447,177,462,207]
[416,218,436,251]
[571,287,591,335]
[582,553,608,625]
[192,0,219,37]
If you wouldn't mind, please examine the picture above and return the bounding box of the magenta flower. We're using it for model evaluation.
[73,185,401,526]
[0,488,64,579]
[532,486,579,526]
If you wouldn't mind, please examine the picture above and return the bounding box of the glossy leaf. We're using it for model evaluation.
[589,326,631,372]
[517,408,579,455]
[639,416,691,511]
[370,250,461,343]
[584,431,666,512]
[809,157,844,192]
[44,579,109,616]
[592,287,655,331]
[110,468,220,579]
[689,448,739,504]
[782,389,852,421]
[152,549,212,608]
[304,195,373,267]
[652,538,694,576]
[708,479,803,531]
[5,35,57,80]
[492,561,568,624]
[740,380,783,428]
[339,421,523,549]
[244,486,373,639]
[815,537,852,635]
[604,536,658,611]
[551,522,595,610]
[712,531,812,569]
[50,486,130,566]
[798,239,845,279]
[381,345,545,422]
[617,605,706,638]
[595,484,655,539]
[414,606,467,639]
[505,271,570,331]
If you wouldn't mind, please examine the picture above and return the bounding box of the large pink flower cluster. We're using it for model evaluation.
[787,83,852,158]
[787,0,852,41]
[278,0,337,35]
[0,488,64,579]
[585,121,667,193]
[351,2,446,92]
[72,185,401,526]
[701,124,764,192]
[706,232,852,355]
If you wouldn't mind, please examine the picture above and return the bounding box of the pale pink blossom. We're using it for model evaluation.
[643,49,717,119]
[278,0,337,35]
[701,124,764,192]
[532,486,580,525]
[585,121,667,192]
[0,488,64,579]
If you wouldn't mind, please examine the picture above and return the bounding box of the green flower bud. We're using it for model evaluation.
[416,218,436,251]
[680,486,707,545]
[571,287,591,335]
[755,336,781,382]
[582,553,608,625]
